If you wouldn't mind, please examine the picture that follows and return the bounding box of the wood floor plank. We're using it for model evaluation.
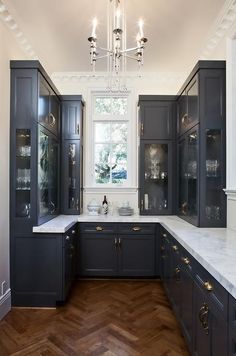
[0,280,189,355]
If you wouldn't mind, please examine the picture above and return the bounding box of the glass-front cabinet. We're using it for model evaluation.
[178,127,198,226]
[61,96,84,214]
[178,62,226,227]
[10,61,60,233]
[61,140,82,214]
[15,129,31,219]
[38,127,59,224]
[140,140,173,215]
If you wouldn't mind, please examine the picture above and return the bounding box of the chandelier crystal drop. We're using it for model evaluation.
[88,0,148,90]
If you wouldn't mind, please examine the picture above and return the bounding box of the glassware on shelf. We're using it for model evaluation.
[206,160,219,177]
[205,205,221,220]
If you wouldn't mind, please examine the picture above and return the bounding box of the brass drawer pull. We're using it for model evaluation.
[132,226,141,232]
[115,238,118,248]
[182,257,190,265]
[161,246,165,252]
[96,226,103,231]
[172,245,178,251]
[181,113,188,125]
[204,281,213,291]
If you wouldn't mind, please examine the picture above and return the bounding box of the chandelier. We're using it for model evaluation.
[88,0,148,86]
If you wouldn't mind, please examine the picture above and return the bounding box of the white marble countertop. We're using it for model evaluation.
[33,214,236,299]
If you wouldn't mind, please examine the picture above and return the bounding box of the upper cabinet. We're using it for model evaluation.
[10,61,61,231]
[139,96,176,140]
[177,61,226,227]
[178,75,198,136]
[62,97,83,140]
[38,74,60,137]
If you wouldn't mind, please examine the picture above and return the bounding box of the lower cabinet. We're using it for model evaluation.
[79,223,156,277]
[11,224,77,307]
[159,226,229,356]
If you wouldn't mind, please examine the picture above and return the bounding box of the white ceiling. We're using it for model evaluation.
[4,0,226,74]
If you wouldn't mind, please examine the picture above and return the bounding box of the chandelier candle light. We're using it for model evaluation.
[88,0,148,76]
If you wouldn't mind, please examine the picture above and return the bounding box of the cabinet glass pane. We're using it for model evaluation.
[179,139,188,216]
[143,144,168,211]
[50,137,59,214]
[205,129,222,222]
[38,130,49,217]
[68,143,77,209]
[15,129,31,218]
[187,131,198,218]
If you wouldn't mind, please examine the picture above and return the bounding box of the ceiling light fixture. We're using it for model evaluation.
[88,0,148,91]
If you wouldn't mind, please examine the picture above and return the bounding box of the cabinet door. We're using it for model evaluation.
[79,234,118,276]
[38,74,59,137]
[140,101,175,140]
[49,92,60,137]
[118,235,155,276]
[179,255,194,352]
[63,229,77,300]
[194,282,227,356]
[200,128,226,227]
[140,140,173,215]
[38,126,59,224]
[178,126,199,226]
[62,101,82,139]
[178,75,198,136]
[160,230,172,297]
[61,140,81,214]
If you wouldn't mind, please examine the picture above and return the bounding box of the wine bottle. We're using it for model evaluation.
[102,195,108,215]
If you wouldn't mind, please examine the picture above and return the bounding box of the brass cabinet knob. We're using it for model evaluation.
[182,257,190,265]
[162,233,167,238]
[65,235,70,240]
[71,230,76,235]
[204,281,213,291]
[132,226,141,232]
[96,226,103,231]
[172,245,178,251]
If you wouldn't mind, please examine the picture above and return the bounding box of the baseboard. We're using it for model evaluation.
[0,289,11,320]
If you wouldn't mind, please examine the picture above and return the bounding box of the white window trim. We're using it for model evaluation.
[84,89,137,190]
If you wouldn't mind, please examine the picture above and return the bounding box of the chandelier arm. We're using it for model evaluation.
[97,46,113,53]
[121,46,139,53]
[124,54,139,61]
[96,54,110,60]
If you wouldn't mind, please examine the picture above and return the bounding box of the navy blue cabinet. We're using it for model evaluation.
[138,96,177,216]
[11,224,78,307]
[79,223,156,277]
[177,62,226,227]
[61,96,84,214]
[159,226,229,356]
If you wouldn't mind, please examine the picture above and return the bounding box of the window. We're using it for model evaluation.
[92,94,130,186]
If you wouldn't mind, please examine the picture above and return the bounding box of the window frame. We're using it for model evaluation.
[91,92,132,188]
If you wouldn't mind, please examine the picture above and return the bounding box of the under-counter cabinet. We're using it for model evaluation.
[159,226,229,356]
[79,223,156,277]
[177,61,226,227]
[11,224,77,307]
[229,295,236,356]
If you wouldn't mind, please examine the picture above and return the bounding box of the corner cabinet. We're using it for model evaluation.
[177,61,226,227]
[61,96,84,214]
[138,96,177,215]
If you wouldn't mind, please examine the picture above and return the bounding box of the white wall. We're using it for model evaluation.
[0,21,27,320]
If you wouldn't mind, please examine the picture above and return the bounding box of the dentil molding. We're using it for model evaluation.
[201,0,236,59]
[0,0,37,59]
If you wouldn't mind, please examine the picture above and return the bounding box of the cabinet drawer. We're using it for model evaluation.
[118,223,155,235]
[80,223,116,234]
[194,262,228,320]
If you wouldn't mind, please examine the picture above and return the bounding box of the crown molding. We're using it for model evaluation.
[0,0,37,59]
[51,71,186,84]
[201,0,236,59]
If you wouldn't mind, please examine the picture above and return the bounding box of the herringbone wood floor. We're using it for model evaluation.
[0,280,189,356]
